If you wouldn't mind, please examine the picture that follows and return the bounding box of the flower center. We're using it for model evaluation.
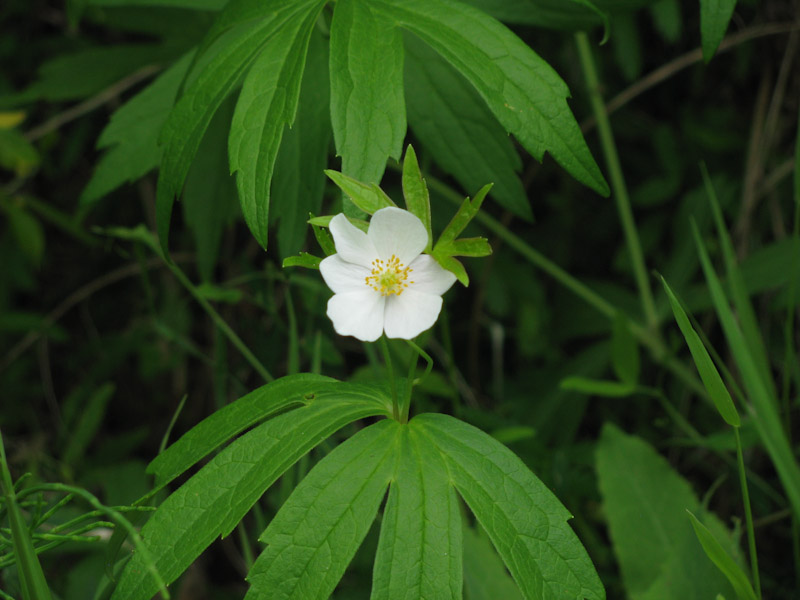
[365,255,414,296]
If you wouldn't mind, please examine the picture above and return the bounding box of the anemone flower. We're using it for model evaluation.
[319,207,456,342]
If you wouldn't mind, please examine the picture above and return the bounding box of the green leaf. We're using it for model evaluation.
[460,0,604,30]
[463,523,524,600]
[311,221,336,256]
[330,0,406,207]
[112,383,391,600]
[271,28,331,259]
[660,276,740,427]
[87,0,227,8]
[559,376,636,397]
[596,423,738,600]
[283,253,322,269]
[448,237,492,257]
[147,374,334,489]
[62,383,115,467]
[650,0,682,43]
[228,0,326,249]
[414,413,604,600]
[403,36,531,220]
[701,165,775,400]
[156,1,303,255]
[245,420,399,600]
[81,52,192,205]
[5,204,45,269]
[324,170,396,215]
[692,222,800,520]
[401,145,433,249]
[373,0,608,196]
[371,424,462,600]
[611,312,639,386]
[436,184,492,248]
[699,0,737,63]
[0,129,39,177]
[182,94,238,281]
[433,254,469,287]
[431,184,492,284]
[687,511,758,600]
[8,45,171,104]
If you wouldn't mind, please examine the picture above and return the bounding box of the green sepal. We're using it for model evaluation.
[283,253,322,270]
[308,214,369,233]
[325,169,396,215]
[401,144,432,251]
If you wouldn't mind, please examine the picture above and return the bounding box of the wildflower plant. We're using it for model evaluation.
[100,146,606,600]
[4,0,791,598]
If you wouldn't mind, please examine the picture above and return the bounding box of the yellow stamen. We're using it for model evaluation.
[364,255,413,296]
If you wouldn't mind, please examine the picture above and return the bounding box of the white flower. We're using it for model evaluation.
[319,207,456,342]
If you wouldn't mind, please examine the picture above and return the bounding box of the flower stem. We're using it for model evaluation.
[735,426,762,598]
[380,335,400,421]
[574,31,660,338]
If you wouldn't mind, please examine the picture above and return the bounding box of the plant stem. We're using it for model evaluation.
[237,521,255,572]
[0,429,53,600]
[403,350,419,425]
[166,260,274,383]
[380,336,400,421]
[575,32,660,338]
[735,427,762,599]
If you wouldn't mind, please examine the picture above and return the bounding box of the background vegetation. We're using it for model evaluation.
[0,0,798,598]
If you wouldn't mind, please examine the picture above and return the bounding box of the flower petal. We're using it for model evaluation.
[329,214,378,268]
[327,290,385,342]
[368,207,428,265]
[320,255,371,294]
[383,290,443,339]
[407,254,457,296]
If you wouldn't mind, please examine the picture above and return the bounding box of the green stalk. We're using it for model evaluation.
[0,429,52,600]
[401,340,435,423]
[237,521,255,571]
[166,261,274,383]
[380,336,400,421]
[23,483,169,598]
[403,350,419,425]
[575,32,660,337]
[735,427,761,599]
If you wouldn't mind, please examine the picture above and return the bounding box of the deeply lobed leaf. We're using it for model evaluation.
[111,384,391,600]
[330,0,406,212]
[373,0,608,196]
[413,413,605,600]
[245,420,400,600]
[228,0,327,249]
[371,424,462,600]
